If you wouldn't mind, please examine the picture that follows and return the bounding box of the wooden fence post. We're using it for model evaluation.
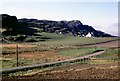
[16,44,19,67]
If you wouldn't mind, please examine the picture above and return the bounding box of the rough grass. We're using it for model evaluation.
[87,48,119,65]
[58,48,96,57]
[1,32,118,69]
[35,32,117,45]
[95,49,119,60]
[2,48,119,77]
[89,59,117,64]
[2,58,89,77]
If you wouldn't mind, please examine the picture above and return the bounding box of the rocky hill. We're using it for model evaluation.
[18,18,113,37]
[2,14,113,37]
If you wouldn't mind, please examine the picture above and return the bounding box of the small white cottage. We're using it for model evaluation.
[85,33,92,37]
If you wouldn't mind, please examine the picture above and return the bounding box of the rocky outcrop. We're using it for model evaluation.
[1,14,113,37]
[18,18,113,37]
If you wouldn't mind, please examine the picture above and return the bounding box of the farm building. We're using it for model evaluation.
[85,33,92,37]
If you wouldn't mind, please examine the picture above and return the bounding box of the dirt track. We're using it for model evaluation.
[83,40,119,48]
[95,40,119,48]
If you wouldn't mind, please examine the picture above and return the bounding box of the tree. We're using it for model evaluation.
[2,14,18,30]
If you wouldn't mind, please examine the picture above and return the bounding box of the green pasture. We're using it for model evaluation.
[34,32,117,45]
[95,49,119,60]
[1,47,105,69]
[57,47,105,57]
[1,32,118,69]
[2,55,45,69]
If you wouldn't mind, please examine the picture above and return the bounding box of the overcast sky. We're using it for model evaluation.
[1,0,119,36]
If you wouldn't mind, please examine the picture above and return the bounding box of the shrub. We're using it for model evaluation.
[14,35,27,42]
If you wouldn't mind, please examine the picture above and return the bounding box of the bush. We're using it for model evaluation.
[14,35,27,42]
[6,36,15,41]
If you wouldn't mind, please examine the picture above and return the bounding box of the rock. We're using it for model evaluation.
[1,14,114,37]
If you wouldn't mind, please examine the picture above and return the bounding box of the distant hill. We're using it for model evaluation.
[18,18,113,37]
[2,14,114,37]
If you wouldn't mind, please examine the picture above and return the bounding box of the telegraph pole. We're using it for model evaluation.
[16,44,19,67]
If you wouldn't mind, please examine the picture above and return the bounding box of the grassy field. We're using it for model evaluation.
[57,47,105,57]
[1,32,118,69]
[1,32,119,78]
[34,32,117,45]
[2,48,119,77]
[1,47,100,69]
[86,48,119,65]
[95,48,119,60]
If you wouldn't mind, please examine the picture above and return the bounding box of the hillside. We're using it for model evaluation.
[2,14,114,37]
[1,14,115,43]
[18,18,113,37]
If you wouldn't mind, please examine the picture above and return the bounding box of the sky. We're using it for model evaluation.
[1,0,119,36]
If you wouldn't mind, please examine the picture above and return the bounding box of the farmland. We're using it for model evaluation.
[1,33,117,68]
[1,32,119,80]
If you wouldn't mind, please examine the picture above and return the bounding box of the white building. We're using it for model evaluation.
[85,33,92,37]
[59,32,62,34]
